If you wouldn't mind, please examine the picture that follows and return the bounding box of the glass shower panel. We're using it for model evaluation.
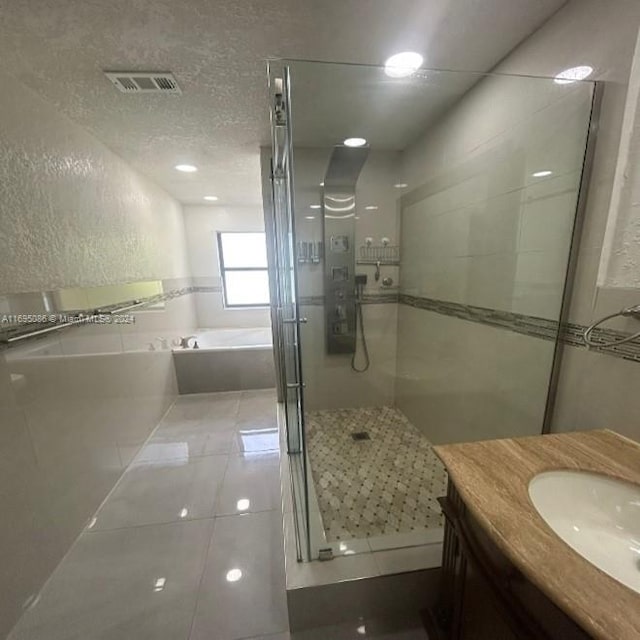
[270,59,596,561]
[268,65,311,561]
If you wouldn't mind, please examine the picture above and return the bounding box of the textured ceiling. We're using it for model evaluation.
[0,0,567,206]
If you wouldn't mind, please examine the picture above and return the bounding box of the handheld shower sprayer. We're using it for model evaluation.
[351,274,370,372]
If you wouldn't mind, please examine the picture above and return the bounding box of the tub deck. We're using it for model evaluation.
[172,327,275,393]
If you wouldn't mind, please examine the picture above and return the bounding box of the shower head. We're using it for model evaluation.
[323,144,370,190]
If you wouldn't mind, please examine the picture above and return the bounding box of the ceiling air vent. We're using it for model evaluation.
[104,72,182,95]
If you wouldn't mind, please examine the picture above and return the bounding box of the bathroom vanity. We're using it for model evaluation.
[431,430,640,640]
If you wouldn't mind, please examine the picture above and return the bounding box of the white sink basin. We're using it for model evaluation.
[528,470,640,594]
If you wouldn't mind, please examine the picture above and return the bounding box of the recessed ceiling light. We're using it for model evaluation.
[365,205,379,210]
[153,577,166,592]
[319,182,324,186]
[305,215,316,220]
[343,137,367,147]
[532,170,553,178]
[310,204,321,209]
[175,164,198,173]
[384,52,424,78]
[394,183,409,188]
[554,66,593,85]
[203,195,219,201]
[236,499,250,511]
[226,569,242,583]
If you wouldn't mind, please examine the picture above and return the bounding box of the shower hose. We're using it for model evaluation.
[583,304,640,348]
[351,295,370,372]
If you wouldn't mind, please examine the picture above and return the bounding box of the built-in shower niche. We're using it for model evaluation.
[266,57,595,602]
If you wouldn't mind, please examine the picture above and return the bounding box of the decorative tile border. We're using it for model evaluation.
[362,292,399,304]
[5,279,639,366]
[399,294,560,341]
[192,285,223,293]
[0,281,232,347]
[298,295,325,306]
[298,292,399,306]
[562,321,640,363]
[399,293,640,364]
[0,285,196,347]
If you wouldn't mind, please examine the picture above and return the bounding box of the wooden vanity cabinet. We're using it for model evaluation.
[431,480,593,640]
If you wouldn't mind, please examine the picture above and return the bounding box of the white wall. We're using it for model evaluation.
[0,295,198,639]
[0,71,189,294]
[394,0,640,444]
[396,307,555,444]
[0,71,195,636]
[491,0,640,442]
[400,75,592,319]
[395,25,597,444]
[598,34,640,289]
[182,205,271,328]
[292,148,402,410]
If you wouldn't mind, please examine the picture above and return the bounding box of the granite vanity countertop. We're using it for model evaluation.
[434,429,640,640]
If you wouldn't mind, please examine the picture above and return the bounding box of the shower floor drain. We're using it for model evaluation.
[351,431,370,441]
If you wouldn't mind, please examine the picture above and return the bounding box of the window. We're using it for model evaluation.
[217,232,270,307]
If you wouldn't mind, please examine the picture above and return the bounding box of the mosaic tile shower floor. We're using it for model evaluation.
[306,406,448,542]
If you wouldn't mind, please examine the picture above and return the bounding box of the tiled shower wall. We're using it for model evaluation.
[399,77,591,321]
[293,149,402,410]
[396,0,640,445]
[395,68,593,444]
[496,0,640,443]
[0,69,195,635]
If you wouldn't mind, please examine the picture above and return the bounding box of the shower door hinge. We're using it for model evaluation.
[282,317,308,324]
[272,167,286,181]
[318,548,334,561]
[286,382,306,389]
[274,82,287,126]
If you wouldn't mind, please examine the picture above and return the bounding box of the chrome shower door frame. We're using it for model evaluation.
[267,62,311,561]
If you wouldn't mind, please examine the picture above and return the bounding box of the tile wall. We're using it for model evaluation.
[395,70,593,443]
[292,149,402,410]
[494,0,640,441]
[395,306,555,444]
[0,286,197,637]
[400,77,592,320]
[394,0,640,445]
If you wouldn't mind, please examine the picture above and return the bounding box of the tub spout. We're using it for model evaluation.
[178,335,196,349]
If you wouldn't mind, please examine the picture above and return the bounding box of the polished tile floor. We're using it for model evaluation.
[8,389,429,640]
[306,406,447,541]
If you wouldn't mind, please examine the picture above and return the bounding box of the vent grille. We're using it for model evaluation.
[104,72,182,94]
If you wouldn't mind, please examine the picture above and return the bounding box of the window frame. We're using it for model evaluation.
[216,231,270,309]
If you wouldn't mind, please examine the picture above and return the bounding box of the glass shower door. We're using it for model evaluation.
[267,58,595,563]
[268,64,311,560]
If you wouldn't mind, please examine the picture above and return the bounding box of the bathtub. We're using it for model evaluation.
[171,327,275,394]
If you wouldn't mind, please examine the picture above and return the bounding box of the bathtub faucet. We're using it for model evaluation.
[178,335,197,349]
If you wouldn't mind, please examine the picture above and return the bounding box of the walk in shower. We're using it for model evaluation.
[264,59,596,562]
